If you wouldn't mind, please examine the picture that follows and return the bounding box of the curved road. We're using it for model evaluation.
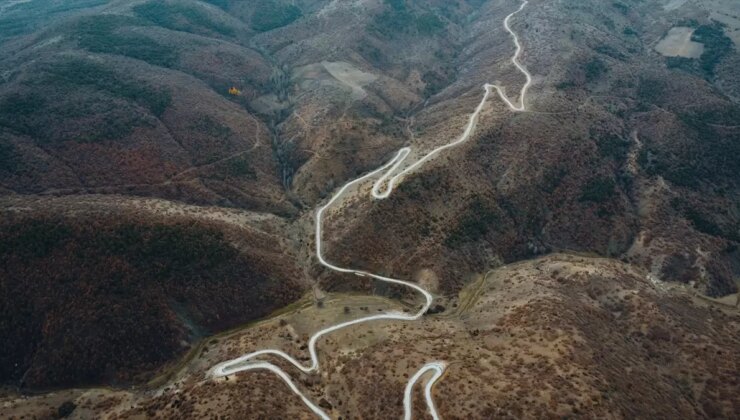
[210,1,531,419]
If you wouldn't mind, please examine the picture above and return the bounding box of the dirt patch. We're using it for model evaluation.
[294,61,377,101]
[655,27,704,58]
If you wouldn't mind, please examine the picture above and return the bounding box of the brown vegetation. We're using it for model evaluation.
[0,211,303,388]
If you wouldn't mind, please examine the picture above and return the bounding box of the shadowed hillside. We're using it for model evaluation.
[0,210,303,388]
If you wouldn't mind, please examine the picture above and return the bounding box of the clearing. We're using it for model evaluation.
[655,27,704,58]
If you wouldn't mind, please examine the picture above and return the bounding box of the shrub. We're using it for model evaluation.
[422,67,455,97]
[133,2,234,36]
[594,44,626,60]
[596,133,629,162]
[692,22,733,78]
[415,13,444,35]
[684,208,722,237]
[555,80,576,90]
[541,167,568,193]
[0,218,72,260]
[0,141,17,172]
[225,156,256,179]
[370,2,446,38]
[191,116,232,139]
[636,77,665,103]
[251,0,302,32]
[677,18,699,28]
[0,93,46,138]
[371,8,414,37]
[39,58,171,117]
[612,2,629,15]
[666,56,699,74]
[445,198,499,247]
[73,15,179,68]
[663,166,700,188]
[584,57,607,82]
[0,59,171,143]
[0,0,109,38]
[579,177,616,203]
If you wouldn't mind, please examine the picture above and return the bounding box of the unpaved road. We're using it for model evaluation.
[209,2,533,418]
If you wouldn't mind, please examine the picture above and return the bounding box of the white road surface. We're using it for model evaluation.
[209,1,532,419]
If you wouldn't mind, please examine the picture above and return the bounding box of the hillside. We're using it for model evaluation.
[0,0,290,213]
[0,0,738,418]
[3,255,738,418]
[0,196,304,389]
[321,0,740,298]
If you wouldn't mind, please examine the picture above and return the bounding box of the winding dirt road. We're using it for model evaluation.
[209,1,532,418]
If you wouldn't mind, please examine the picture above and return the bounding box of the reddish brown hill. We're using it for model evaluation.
[320,0,739,298]
[0,210,303,389]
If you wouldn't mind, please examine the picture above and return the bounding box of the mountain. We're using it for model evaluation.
[0,0,738,418]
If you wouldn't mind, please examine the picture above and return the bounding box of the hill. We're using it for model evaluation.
[0,0,737,417]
